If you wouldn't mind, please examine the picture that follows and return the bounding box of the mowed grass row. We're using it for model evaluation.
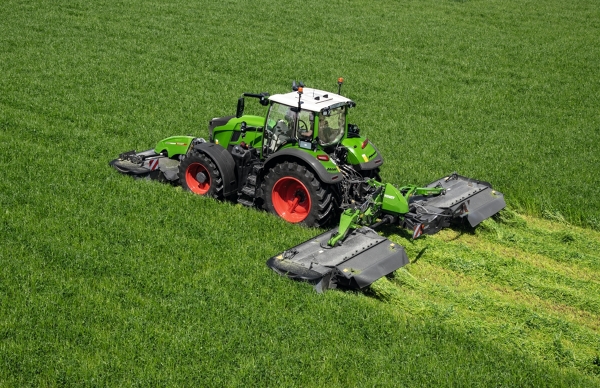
[372,210,600,377]
[1,121,598,385]
[1,0,600,386]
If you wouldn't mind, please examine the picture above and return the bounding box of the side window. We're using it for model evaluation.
[266,103,290,130]
[318,107,345,146]
[266,103,297,152]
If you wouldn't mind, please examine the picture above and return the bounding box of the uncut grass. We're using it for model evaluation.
[2,0,600,385]
[372,210,600,377]
[2,117,599,385]
[1,0,599,227]
[1,97,597,385]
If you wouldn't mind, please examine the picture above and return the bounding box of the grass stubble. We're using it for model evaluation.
[1,0,599,385]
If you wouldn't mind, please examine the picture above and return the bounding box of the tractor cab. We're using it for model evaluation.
[263,102,314,153]
[263,87,355,155]
[208,81,383,181]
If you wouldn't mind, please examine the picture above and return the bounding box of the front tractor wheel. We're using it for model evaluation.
[178,150,223,198]
[263,162,334,227]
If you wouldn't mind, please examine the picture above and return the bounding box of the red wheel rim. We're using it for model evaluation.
[185,163,210,195]
[272,177,311,223]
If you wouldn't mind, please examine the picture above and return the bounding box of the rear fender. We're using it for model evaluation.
[192,142,237,197]
[264,148,343,185]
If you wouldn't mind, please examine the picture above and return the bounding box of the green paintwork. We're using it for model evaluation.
[212,115,265,148]
[381,184,446,214]
[328,209,362,247]
[328,199,380,247]
[341,137,380,165]
[381,183,410,214]
[328,179,384,246]
[154,135,195,157]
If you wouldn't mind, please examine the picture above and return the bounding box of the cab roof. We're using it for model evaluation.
[268,87,355,113]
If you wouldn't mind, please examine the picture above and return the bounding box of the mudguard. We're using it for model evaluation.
[341,137,384,172]
[264,148,343,184]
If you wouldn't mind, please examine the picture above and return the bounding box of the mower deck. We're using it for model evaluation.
[109,150,180,181]
[267,227,409,292]
[422,174,506,227]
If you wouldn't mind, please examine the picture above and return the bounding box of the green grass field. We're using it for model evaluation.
[1,0,599,386]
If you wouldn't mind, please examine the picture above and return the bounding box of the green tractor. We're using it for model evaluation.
[111,80,505,292]
[111,79,383,227]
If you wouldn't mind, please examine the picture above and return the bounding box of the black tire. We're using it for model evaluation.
[262,161,335,227]
[178,149,223,199]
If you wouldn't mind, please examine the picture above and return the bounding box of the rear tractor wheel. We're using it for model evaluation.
[262,162,334,227]
[178,149,223,198]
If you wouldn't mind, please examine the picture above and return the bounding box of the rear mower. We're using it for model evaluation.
[110,79,505,292]
[267,174,505,292]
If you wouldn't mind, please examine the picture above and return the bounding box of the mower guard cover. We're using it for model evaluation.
[421,174,506,227]
[267,227,409,292]
[109,150,180,181]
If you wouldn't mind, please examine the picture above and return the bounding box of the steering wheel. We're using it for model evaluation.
[298,120,308,131]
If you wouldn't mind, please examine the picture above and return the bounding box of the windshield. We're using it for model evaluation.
[266,103,315,139]
[265,102,316,152]
[318,106,345,146]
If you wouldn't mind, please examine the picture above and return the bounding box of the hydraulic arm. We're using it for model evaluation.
[327,180,445,247]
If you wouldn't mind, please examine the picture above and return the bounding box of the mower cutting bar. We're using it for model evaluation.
[267,226,409,292]
[109,150,180,181]
[419,173,506,227]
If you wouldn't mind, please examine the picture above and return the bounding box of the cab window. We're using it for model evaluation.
[318,106,345,146]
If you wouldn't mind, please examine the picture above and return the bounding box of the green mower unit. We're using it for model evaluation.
[110,79,505,292]
[266,173,505,291]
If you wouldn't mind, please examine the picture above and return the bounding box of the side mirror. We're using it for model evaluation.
[236,97,245,118]
[348,124,360,136]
